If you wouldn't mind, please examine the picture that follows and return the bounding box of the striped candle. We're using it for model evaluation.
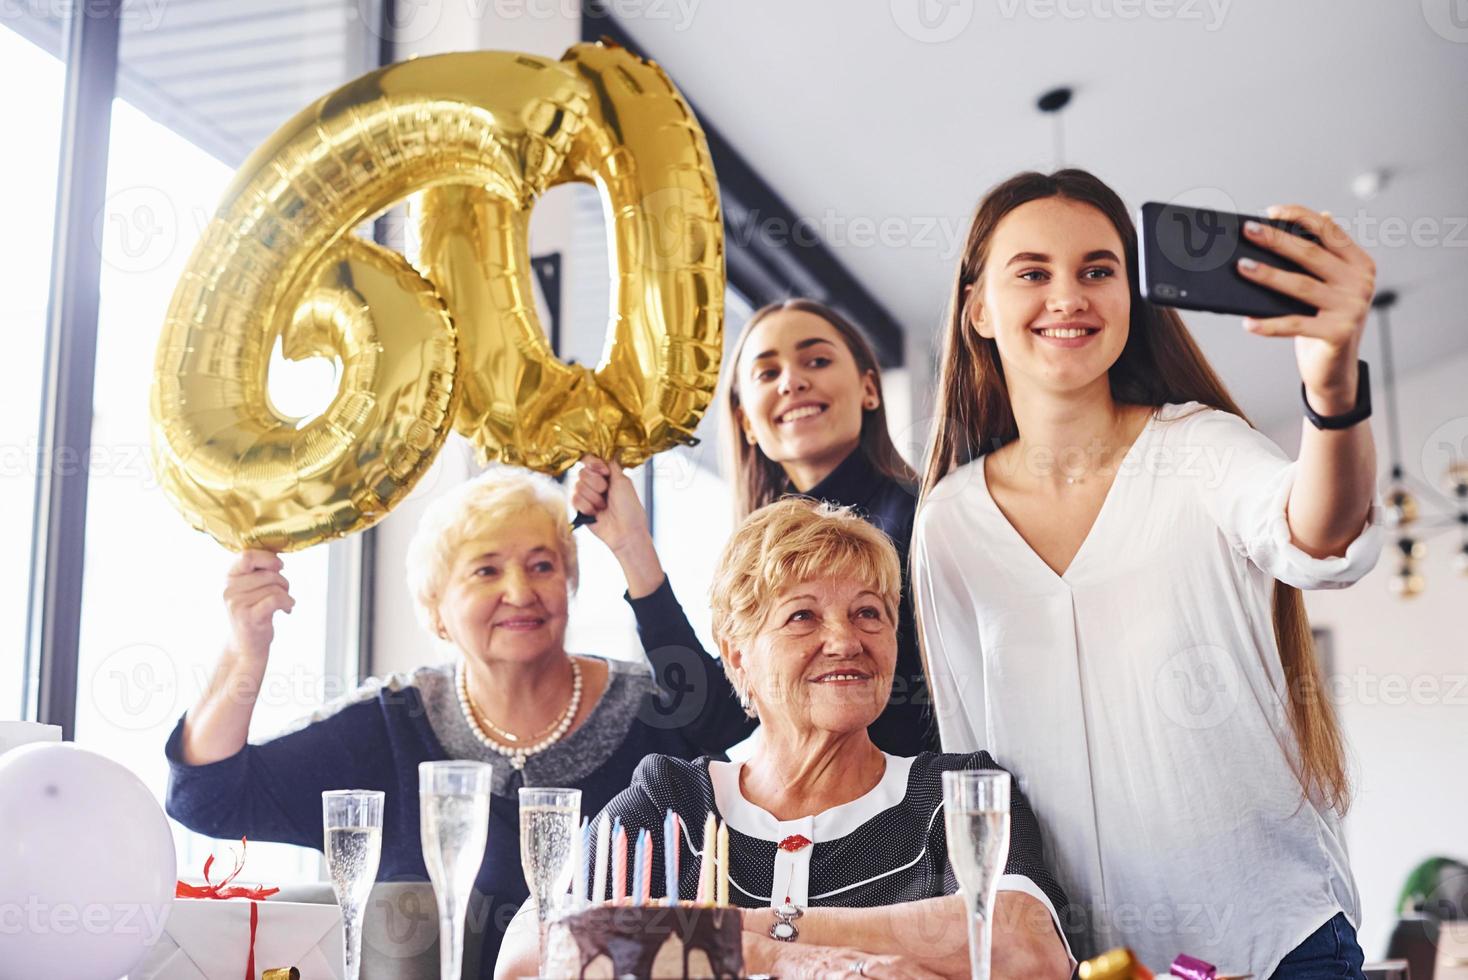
[592,814,610,903]
[577,816,591,904]
[637,828,653,906]
[631,829,648,907]
[612,821,628,904]
[664,810,679,906]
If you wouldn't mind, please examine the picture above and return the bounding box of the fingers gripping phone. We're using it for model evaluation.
[1138,202,1321,319]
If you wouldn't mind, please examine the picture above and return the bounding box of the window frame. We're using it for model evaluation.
[24,0,396,733]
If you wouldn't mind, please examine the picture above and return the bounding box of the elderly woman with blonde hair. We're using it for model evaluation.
[497,499,1074,980]
[164,467,754,977]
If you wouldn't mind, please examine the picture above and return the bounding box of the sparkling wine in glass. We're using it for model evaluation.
[420,761,492,980]
[518,787,581,972]
[322,790,385,980]
[943,770,1011,980]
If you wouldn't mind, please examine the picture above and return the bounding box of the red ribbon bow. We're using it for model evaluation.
[175,837,280,980]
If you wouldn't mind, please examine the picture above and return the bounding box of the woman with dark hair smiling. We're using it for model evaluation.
[915,169,1381,977]
[573,298,938,755]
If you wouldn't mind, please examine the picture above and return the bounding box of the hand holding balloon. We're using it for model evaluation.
[224,549,294,664]
[570,456,667,598]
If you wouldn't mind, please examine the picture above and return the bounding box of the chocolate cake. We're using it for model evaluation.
[543,904,744,979]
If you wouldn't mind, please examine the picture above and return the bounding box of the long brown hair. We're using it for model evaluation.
[921,169,1349,812]
[723,299,917,521]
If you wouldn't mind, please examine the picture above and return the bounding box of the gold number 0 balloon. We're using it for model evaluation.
[150,42,724,552]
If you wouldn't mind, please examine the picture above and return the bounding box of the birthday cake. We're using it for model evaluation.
[543,903,744,979]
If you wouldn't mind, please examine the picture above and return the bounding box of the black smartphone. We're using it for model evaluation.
[1137,202,1321,319]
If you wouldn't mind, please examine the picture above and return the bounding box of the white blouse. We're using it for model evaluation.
[913,402,1381,978]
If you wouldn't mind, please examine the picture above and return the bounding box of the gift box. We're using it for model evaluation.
[130,897,343,980]
[130,838,344,980]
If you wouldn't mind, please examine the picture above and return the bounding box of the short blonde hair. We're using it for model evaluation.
[710,498,901,647]
[405,466,577,637]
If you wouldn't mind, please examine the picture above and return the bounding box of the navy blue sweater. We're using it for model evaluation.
[165,656,749,976]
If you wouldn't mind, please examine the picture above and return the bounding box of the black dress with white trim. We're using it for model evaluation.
[594,750,1070,951]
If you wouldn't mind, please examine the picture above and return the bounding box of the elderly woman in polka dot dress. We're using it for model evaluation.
[497,499,1074,980]
[165,467,752,977]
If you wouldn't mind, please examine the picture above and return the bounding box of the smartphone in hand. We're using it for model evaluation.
[1138,202,1321,319]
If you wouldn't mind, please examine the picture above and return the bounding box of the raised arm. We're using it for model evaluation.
[166,548,393,848]
[179,549,294,764]
[1235,204,1377,558]
[572,457,756,753]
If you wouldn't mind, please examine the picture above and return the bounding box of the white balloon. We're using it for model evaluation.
[0,743,176,980]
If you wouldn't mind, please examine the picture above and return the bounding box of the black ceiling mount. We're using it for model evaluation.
[1037,86,1073,113]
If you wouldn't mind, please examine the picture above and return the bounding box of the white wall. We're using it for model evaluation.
[1263,348,1468,959]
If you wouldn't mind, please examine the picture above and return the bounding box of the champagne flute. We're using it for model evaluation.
[518,787,582,973]
[943,770,1011,980]
[322,790,385,980]
[420,761,493,980]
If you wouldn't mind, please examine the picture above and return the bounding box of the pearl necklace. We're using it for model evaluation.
[456,659,582,771]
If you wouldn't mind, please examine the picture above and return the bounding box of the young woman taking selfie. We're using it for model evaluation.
[914,169,1380,978]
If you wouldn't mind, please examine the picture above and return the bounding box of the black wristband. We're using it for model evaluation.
[1302,361,1371,430]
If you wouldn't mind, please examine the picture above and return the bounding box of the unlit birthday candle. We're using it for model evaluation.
[697,813,716,904]
[612,821,628,904]
[631,829,647,907]
[577,815,590,904]
[592,813,610,903]
[664,810,679,906]
[716,820,729,906]
[637,828,653,906]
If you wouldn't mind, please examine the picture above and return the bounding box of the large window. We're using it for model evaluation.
[10,1,388,886]
[0,28,64,721]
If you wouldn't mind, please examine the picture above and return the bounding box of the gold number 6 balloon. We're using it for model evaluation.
[150,42,724,552]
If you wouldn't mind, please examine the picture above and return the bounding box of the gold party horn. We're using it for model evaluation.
[1079,947,1155,980]
[261,969,299,980]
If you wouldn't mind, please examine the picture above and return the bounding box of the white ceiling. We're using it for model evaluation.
[614,0,1468,428]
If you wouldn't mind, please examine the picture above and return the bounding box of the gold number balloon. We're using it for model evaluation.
[150,42,724,552]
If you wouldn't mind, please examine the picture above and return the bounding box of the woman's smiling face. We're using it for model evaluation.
[728,575,896,738]
[970,197,1133,394]
[434,508,571,666]
[735,309,878,475]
